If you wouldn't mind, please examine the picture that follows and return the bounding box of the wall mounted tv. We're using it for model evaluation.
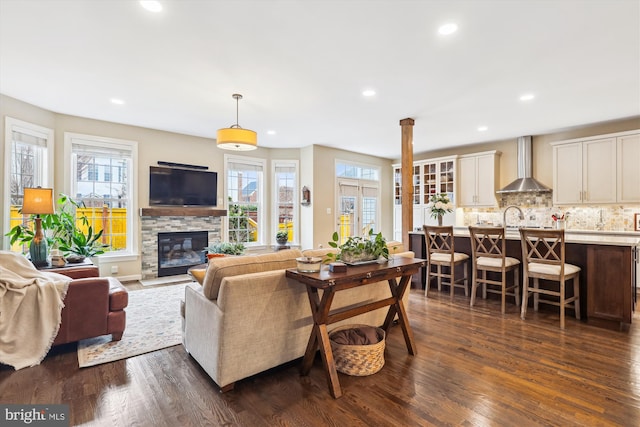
[149,166,217,206]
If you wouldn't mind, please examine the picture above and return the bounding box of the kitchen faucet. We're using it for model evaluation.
[503,205,525,228]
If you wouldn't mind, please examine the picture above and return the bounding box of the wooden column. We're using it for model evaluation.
[399,118,414,252]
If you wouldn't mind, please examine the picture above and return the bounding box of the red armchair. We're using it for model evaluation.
[51,265,128,346]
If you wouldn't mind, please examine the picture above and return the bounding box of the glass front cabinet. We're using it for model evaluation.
[393,155,457,241]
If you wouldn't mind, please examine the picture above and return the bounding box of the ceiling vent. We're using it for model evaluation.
[496,136,552,193]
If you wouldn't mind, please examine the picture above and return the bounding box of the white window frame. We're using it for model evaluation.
[272,159,299,245]
[3,117,54,250]
[64,132,138,261]
[224,154,266,249]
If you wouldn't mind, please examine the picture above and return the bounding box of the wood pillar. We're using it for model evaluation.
[399,118,414,252]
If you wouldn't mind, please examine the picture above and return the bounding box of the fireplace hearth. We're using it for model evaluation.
[157,231,208,277]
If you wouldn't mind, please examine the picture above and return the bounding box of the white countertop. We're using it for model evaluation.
[411,228,640,247]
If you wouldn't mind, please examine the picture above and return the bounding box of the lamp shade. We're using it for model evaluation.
[22,187,54,214]
[216,128,258,151]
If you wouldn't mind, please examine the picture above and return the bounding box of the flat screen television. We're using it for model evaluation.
[149,166,217,206]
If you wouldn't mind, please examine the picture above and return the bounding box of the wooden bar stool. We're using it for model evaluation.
[519,228,581,329]
[423,225,469,298]
[468,226,520,314]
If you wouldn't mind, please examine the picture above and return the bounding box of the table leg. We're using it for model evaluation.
[383,274,417,355]
[301,287,321,375]
[301,285,343,398]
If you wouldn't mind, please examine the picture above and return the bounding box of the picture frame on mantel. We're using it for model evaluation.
[635,213,640,231]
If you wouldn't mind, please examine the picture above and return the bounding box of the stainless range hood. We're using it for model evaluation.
[496,136,551,193]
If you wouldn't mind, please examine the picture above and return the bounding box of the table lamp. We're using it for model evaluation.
[22,187,54,267]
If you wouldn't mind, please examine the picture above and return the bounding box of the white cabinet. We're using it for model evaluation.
[617,133,640,203]
[552,132,638,205]
[392,155,457,238]
[458,151,500,207]
[553,142,583,204]
[583,138,617,203]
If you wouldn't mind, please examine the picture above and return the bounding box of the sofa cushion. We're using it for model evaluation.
[386,241,406,254]
[202,249,302,300]
[301,247,338,258]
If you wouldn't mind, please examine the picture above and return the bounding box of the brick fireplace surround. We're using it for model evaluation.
[140,207,227,279]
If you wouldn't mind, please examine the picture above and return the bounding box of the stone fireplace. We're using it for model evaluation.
[140,207,227,279]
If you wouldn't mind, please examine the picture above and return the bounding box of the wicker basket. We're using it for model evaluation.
[329,324,385,376]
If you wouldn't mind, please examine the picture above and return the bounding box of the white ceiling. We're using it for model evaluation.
[1,0,639,159]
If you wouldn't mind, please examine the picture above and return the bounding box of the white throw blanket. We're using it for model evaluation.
[0,250,71,370]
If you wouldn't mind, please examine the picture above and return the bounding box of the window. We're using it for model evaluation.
[3,117,54,251]
[225,155,265,246]
[273,160,298,244]
[65,133,138,256]
[336,162,379,180]
[335,161,381,243]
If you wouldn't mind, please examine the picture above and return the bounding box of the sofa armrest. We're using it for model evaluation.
[107,277,128,311]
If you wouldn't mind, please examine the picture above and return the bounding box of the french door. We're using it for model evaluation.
[337,179,379,243]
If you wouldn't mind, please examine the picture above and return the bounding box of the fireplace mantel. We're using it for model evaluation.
[140,207,227,217]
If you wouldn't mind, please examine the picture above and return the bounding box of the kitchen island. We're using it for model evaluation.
[410,228,639,330]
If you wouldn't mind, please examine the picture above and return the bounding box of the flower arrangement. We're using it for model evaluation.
[428,193,454,219]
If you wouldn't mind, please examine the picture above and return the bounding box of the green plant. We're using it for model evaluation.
[206,242,246,255]
[276,230,288,243]
[327,229,389,263]
[58,225,108,257]
[6,193,108,257]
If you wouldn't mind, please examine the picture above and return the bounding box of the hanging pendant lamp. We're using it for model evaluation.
[216,93,257,151]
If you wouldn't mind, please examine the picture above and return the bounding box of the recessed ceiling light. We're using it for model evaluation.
[519,93,535,101]
[477,126,488,132]
[140,1,162,13]
[362,89,376,97]
[110,98,125,105]
[438,23,458,35]
[267,130,276,135]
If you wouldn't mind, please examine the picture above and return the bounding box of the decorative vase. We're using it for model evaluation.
[437,215,443,226]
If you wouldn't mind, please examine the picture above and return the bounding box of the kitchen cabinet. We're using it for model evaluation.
[458,151,500,207]
[617,133,640,203]
[393,156,457,239]
[552,130,639,205]
[586,245,634,328]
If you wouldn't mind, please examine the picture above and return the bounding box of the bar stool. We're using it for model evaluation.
[423,225,469,298]
[468,226,520,314]
[519,228,581,329]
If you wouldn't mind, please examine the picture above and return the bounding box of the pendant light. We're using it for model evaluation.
[216,93,257,151]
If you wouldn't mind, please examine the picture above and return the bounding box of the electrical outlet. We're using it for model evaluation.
[111,265,118,275]
[326,207,332,215]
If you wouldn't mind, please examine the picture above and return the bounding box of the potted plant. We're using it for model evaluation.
[276,230,289,245]
[205,242,245,258]
[6,193,108,262]
[58,225,108,262]
[327,229,389,264]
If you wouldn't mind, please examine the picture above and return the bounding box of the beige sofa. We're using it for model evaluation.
[182,244,414,391]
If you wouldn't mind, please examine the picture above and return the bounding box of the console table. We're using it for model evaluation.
[286,257,425,398]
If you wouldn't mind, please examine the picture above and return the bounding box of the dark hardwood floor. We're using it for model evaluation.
[1,288,639,426]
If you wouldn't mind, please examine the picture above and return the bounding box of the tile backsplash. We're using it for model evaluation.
[460,192,640,232]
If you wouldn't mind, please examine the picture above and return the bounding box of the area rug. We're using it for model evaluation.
[77,283,187,367]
